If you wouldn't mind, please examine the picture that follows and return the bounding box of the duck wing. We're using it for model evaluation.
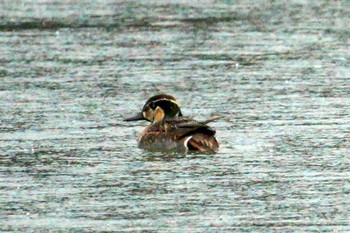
[175,121,219,153]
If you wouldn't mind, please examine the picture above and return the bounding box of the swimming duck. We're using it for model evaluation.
[124,94,219,153]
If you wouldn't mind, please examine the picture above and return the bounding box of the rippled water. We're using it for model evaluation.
[1,0,349,232]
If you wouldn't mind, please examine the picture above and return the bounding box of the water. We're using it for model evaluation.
[1,0,349,232]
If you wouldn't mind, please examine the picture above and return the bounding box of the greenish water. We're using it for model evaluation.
[1,0,349,232]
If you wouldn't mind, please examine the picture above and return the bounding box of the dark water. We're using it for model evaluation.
[1,0,349,232]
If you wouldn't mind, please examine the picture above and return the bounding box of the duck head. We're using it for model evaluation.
[124,94,183,123]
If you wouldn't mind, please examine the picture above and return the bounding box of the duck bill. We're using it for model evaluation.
[124,112,145,121]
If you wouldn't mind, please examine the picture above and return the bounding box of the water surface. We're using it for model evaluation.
[0,0,349,232]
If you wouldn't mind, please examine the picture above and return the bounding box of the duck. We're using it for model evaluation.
[124,94,219,153]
